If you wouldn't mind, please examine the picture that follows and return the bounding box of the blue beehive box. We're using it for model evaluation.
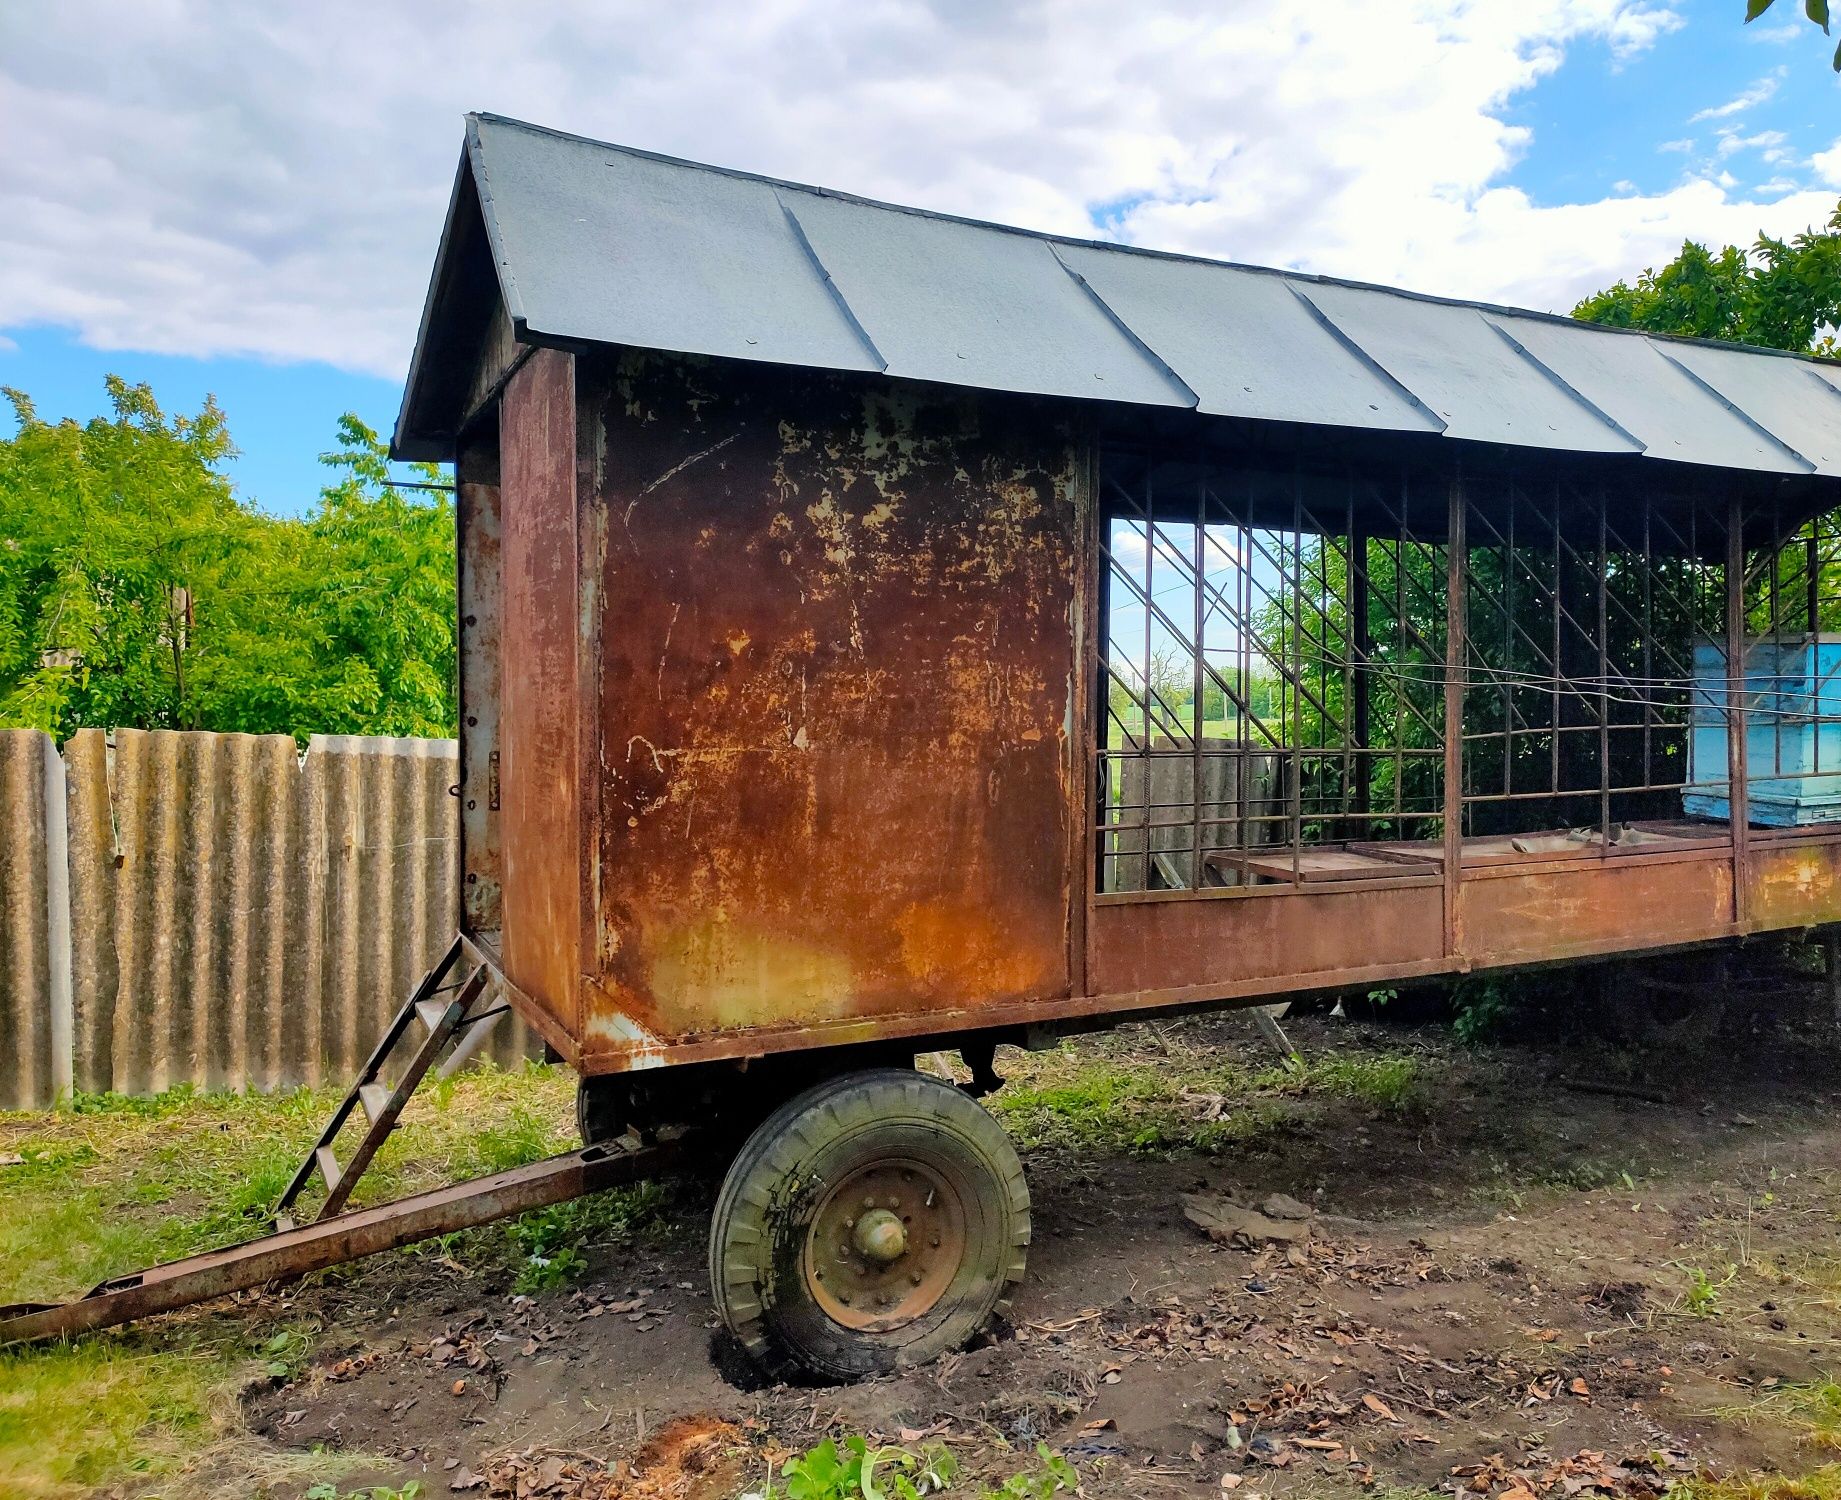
[1685,636,1841,827]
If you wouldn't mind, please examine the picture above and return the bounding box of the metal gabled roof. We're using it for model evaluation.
[394,112,1841,479]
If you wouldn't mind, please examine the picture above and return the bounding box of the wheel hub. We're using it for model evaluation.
[804,1160,965,1332]
[852,1208,907,1264]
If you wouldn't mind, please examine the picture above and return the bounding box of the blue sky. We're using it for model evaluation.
[1509,13,1838,203]
[4,2,1839,519]
[0,326,408,516]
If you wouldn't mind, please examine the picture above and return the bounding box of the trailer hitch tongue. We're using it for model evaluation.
[0,1138,675,1348]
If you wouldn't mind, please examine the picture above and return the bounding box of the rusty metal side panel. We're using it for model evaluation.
[578,352,1079,1062]
[1746,840,1841,931]
[0,730,71,1109]
[1457,857,1735,966]
[1085,886,1444,1000]
[457,432,504,934]
[498,349,582,1043]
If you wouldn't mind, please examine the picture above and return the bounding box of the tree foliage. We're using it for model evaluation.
[1571,205,1841,356]
[0,380,456,742]
[1744,0,1840,71]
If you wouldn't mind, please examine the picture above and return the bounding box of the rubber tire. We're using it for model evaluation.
[708,1068,1030,1382]
[576,1076,627,1145]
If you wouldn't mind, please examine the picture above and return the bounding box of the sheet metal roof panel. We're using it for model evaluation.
[1298,281,1641,454]
[405,114,1841,481]
[1486,313,1810,474]
[472,115,881,373]
[779,190,1192,406]
[1662,339,1841,476]
[1052,244,1440,432]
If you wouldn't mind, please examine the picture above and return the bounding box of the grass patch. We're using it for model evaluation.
[987,1062,1179,1153]
[1681,1264,1735,1317]
[1718,1380,1841,1453]
[0,1062,593,1495]
[1672,1466,1841,1500]
[747,1435,1077,1500]
[0,1337,221,1498]
[1254,1053,1423,1111]
[985,1040,1422,1158]
[505,1180,670,1292]
[0,1061,578,1306]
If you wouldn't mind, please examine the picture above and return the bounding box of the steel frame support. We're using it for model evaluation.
[1443,472,1467,957]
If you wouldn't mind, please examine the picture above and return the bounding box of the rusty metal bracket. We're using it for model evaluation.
[0,1137,677,1347]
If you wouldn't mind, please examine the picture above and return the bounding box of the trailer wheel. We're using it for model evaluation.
[708,1068,1029,1381]
[576,1077,627,1145]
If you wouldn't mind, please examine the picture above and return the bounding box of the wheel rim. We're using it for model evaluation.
[803,1158,967,1331]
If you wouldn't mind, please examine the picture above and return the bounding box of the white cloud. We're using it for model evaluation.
[1604,4,1684,58]
[3,0,1827,381]
[1689,69,1785,122]
[1748,20,1806,43]
[1716,128,1788,158]
[1814,139,1841,189]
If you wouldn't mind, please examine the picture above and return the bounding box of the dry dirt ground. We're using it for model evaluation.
[35,957,1841,1494]
[131,948,1841,1500]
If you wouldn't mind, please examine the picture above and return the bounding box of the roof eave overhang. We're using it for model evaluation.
[392,118,518,463]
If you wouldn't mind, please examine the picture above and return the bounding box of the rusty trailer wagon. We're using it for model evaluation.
[10,112,1841,1377]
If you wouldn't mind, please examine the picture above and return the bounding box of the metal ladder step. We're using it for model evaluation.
[314,1145,344,1196]
[271,937,492,1228]
[358,1082,394,1127]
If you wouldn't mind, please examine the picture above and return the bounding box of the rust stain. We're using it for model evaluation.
[893,897,1051,996]
[497,349,584,1031]
[578,351,1079,1057]
[1749,842,1841,929]
[1458,857,1734,963]
[1088,884,1443,998]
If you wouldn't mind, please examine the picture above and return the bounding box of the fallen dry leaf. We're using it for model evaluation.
[1362,1393,1400,1422]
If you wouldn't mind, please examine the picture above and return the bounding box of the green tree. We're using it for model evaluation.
[0,378,252,733]
[0,384,456,742]
[1571,205,1841,356]
[211,415,457,739]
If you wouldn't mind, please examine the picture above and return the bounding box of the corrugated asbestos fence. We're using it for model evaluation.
[1,728,536,1110]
